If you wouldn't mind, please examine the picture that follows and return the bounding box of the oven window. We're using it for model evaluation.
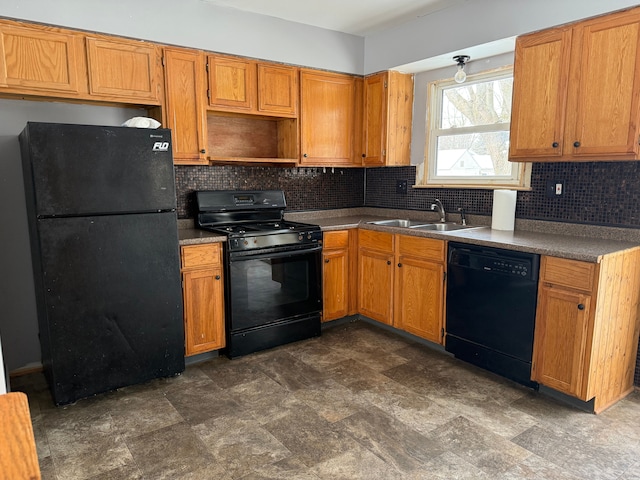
[228,251,321,331]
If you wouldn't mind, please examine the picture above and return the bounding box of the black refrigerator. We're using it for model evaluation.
[20,122,185,405]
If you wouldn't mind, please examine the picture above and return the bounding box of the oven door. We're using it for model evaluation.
[227,245,322,332]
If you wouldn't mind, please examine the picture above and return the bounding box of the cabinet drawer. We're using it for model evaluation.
[323,230,349,249]
[397,235,445,262]
[181,243,222,269]
[358,229,393,253]
[541,256,596,292]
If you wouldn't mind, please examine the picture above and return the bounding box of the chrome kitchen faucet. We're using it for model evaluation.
[431,199,446,223]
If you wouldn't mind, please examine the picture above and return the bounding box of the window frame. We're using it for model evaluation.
[417,66,531,190]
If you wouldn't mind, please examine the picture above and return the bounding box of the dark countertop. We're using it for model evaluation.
[177,210,640,262]
[178,227,226,246]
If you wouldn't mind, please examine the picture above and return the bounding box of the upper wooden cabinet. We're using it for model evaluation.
[300,69,359,166]
[257,63,298,117]
[532,251,640,413]
[0,20,85,96]
[510,7,640,161]
[207,54,298,117]
[163,47,208,165]
[85,36,162,104]
[0,19,162,105]
[207,55,254,111]
[362,71,414,166]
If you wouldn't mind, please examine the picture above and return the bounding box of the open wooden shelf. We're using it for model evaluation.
[206,111,299,164]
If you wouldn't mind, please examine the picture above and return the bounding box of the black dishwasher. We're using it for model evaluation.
[446,242,540,388]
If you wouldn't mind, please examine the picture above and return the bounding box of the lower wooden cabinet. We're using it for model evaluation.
[358,230,395,325]
[357,230,446,343]
[322,230,353,322]
[394,235,445,344]
[532,251,640,412]
[180,243,225,355]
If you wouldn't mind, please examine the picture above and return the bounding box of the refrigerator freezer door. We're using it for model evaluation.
[36,212,184,405]
[20,123,176,217]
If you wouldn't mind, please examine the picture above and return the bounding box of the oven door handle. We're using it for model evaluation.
[229,245,322,262]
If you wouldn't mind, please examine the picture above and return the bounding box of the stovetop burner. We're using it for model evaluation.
[195,190,322,252]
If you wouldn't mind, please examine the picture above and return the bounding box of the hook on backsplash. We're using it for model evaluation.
[323,167,326,174]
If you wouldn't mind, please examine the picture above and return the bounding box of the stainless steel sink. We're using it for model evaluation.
[367,219,481,231]
[367,219,431,227]
[409,223,478,231]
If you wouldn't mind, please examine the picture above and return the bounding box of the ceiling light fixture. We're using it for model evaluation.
[453,55,471,84]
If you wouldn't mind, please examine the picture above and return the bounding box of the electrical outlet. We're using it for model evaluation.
[396,179,408,195]
[555,182,563,195]
[545,180,564,197]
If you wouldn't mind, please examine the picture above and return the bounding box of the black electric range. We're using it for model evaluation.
[195,190,322,357]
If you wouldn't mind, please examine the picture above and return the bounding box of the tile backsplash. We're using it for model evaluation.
[174,165,364,218]
[176,161,640,228]
[364,162,640,228]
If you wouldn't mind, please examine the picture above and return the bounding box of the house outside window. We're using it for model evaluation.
[416,66,531,189]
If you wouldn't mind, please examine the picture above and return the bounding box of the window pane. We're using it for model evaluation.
[436,131,511,177]
[440,77,513,129]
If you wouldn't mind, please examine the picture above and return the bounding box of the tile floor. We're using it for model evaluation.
[11,320,640,480]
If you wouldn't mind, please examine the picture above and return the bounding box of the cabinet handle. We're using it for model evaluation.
[324,259,330,263]
[362,153,366,158]
[552,142,559,148]
[303,153,308,158]
[577,303,585,310]
[200,149,206,154]
[386,260,391,265]
[215,275,221,280]
[573,141,581,148]
[397,263,402,267]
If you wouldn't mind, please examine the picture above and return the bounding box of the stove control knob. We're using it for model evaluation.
[243,240,248,246]
[298,234,303,241]
[307,233,312,240]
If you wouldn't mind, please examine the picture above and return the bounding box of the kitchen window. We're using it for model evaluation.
[417,67,531,189]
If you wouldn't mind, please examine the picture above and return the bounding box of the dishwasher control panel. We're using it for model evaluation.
[448,243,539,281]
[484,258,530,277]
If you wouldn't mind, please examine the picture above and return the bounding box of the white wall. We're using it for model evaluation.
[0,100,145,373]
[365,0,640,73]
[0,0,364,74]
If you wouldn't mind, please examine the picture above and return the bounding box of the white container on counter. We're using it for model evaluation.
[491,189,517,231]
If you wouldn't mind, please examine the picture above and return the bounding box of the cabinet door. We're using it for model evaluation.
[300,69,356,165]
[323,247,349,322]
[396,257,444,343]
[0,22,84,95]
[163,48,208,164]
[532,285,591,397]
[509,27,572,159]
[565,10,640,158]
[208,55,255,111]
[362,72,387,166]
[257,63,298,117]
[85,37,160,103]
[358,248,394,325]
[182,266,225,355]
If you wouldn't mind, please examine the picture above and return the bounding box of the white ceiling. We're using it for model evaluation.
[200,0,468,36]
